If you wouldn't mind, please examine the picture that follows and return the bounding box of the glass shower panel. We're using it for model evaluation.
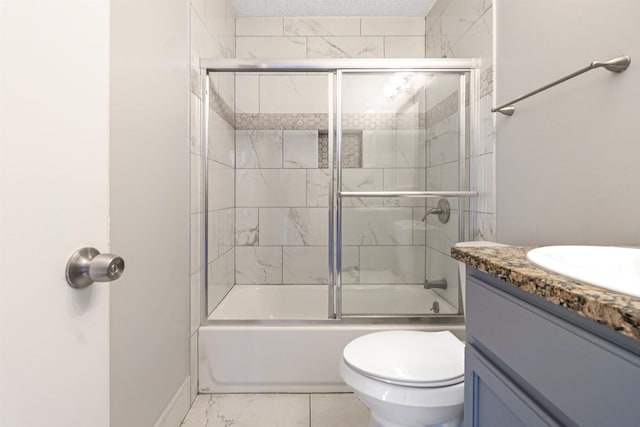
[338,71,465,317]
[206,70,336,320]
[205,71,237,316]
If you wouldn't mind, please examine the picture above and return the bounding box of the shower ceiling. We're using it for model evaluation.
[230,0,435,17]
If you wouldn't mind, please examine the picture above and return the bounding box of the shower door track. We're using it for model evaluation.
[200,58,480,324]
[204,316,466,327]
[200,58,480,73]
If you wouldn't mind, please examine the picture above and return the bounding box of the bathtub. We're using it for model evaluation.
[199,285,465,393]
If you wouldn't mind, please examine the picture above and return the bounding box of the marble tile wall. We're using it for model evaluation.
[235,17,427,131]
[426,0,494,240]
[189,0,235,403]
[229,14,486,302]
[236,17,426,59]
[425,0,495,309]
[190,9,491,304]
[233,16,432,288]
[423,93,463,309]
[234,128,323,285]
[235,127,429,285]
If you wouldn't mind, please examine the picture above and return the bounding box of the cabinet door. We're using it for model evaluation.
[466,273,640,426]
[465,346,561,427]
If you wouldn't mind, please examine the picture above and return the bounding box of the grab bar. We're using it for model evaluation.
[339,191,478,198]
[492,55,630,116]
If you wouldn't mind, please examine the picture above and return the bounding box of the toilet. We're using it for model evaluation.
[340,330,465,427]
[340,241,507,427]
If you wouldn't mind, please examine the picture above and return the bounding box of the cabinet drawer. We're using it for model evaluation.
[466,275,640,427]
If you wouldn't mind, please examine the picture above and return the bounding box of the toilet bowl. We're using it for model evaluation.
[340,330,465,427]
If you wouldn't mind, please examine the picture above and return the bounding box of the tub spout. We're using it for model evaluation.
[424,279,447,289]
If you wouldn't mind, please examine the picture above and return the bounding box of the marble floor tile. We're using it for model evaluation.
[310,393,370,427]
[181,396,211,427]
[181,394,309,427]
[181,393,370,427]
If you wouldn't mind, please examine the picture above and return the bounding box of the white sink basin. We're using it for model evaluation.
[527,246,640,299]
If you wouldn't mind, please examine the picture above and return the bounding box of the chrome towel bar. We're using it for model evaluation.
[492,55,630,116]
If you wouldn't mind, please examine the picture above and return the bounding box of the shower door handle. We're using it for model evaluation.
[65,247,125,288]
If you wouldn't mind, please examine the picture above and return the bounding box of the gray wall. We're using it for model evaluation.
[495,0,640,246]
[109,0,190,425]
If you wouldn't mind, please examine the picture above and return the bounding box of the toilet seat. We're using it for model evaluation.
[343,330,464,388]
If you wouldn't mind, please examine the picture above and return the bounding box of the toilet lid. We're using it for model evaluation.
[343,331,464,387]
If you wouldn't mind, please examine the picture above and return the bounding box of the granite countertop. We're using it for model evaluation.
[451,245,640,341]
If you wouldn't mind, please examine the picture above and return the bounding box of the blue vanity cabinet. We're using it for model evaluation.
[463,269,640,427]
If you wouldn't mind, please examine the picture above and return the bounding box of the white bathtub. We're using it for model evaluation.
[199,285,465,393]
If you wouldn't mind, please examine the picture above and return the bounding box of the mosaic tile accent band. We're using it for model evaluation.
[343,113,426,131]
[209,87,235,128]
[235,113,427,131]
[426,91,458,127]
[426,68,492,127]
[236,113,328,130]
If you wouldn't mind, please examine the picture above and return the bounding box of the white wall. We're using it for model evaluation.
[109,0,190,426]
[0,0,110,425]
[495,0,640,245]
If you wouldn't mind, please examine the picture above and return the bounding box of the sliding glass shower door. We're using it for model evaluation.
[333,69,474,318]
[200,59,477,322]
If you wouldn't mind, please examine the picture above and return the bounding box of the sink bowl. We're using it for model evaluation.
[527,246,640,299]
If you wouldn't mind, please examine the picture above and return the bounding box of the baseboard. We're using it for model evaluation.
[154,376,191,427]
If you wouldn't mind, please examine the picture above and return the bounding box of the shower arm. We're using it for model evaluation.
[492,55,631,116]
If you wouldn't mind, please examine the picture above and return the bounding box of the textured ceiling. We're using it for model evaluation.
[230,0,435,17]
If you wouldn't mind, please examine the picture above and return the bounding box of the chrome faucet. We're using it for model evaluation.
[421,206,444,221]
[421,198,450,223]
[424,279,447,289]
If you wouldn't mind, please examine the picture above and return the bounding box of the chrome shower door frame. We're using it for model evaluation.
[200,58,480,324]
[334,67,478,319]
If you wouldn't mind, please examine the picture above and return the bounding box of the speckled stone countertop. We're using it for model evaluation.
[451,245,640,341]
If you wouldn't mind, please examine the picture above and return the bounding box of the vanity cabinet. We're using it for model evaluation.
[464,269,640,427]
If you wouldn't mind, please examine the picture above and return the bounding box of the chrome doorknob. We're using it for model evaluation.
[65,247,125,288]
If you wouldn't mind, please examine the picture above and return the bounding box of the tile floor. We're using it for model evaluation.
[181,393,370,427]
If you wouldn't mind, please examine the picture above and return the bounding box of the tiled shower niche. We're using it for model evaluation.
[318,131,362,169]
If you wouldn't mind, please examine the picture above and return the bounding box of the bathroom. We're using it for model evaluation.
[2,0,640,426]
